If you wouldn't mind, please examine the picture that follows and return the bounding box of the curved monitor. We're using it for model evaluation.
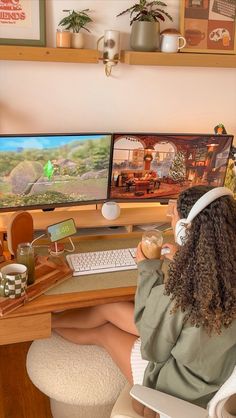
[0,133,112,212]
[109,132,233,202]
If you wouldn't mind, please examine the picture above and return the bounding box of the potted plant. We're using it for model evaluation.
[58,9,93,49]
[117,0,173,52]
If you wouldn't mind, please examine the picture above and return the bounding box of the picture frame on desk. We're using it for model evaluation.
[179,0,236,54]
[0,0,46,46]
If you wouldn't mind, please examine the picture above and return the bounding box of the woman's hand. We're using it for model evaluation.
[136,242,148,263]
[161,243,178,261]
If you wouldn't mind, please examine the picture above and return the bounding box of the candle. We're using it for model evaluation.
[56,30,71,48]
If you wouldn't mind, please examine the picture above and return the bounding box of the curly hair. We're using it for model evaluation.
[165,185,236,335]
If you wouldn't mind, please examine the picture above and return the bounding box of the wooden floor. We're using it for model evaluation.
[0,342,52,418]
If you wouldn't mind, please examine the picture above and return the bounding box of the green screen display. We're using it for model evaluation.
[47,218,77,242]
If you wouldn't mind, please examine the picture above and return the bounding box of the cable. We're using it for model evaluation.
[64,237,75,253]
[31,233,75,255]
[49,238,75,256]
[31,233,47,247]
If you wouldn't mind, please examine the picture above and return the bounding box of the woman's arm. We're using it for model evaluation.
[134,244,184,364]
[134,244,164,332]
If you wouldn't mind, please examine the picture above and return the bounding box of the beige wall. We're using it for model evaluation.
[1,0,236,139]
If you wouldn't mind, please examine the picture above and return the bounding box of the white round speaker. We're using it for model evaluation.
[101,202,121,220]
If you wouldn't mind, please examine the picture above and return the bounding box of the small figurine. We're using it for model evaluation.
[214,123,227,135]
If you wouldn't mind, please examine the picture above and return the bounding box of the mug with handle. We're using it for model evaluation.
[161,34,186,53]
[0,263,28,299]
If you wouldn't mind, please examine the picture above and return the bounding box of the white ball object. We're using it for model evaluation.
[101,202,121,220]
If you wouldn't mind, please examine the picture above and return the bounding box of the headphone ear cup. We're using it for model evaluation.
[175,219,188,246]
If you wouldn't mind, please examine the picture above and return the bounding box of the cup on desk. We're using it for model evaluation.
[16,242,35,285]
[141,230,163,259]
[0,263,27,298]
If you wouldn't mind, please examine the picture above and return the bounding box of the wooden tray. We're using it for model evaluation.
[0,256,72,316]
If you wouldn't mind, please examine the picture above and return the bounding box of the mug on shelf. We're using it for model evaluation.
[0,263,28,299]
[161,33,186,53]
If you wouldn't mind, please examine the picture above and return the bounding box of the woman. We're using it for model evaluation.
[52,185,236,416]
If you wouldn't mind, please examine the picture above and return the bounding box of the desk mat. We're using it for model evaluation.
[0,256,72,316]
[46,236,140,295]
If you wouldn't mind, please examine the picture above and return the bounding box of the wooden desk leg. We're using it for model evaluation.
[0,342,52,418]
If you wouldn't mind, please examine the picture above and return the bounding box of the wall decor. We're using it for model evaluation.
[180,0,236,53]
[0,0,45,46]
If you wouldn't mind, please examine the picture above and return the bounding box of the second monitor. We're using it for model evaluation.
[109,132,233,202]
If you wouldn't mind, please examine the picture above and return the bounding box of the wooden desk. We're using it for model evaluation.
[0,232,173,418]
[0,234,141,418]
[0,235,140,345]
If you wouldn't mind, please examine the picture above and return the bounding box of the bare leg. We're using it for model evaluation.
[54,322,137,383]
[52,301,139,336]
[54,320,157,417]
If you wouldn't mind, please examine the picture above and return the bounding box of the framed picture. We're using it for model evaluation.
[180,0,236,53]
[0,0,46,46]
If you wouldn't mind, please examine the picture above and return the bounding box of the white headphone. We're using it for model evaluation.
[175,187,233,246]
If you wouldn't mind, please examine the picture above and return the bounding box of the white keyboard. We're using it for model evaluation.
[66,248,137,276]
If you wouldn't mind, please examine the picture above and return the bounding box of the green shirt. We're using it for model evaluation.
[134,259,236,408]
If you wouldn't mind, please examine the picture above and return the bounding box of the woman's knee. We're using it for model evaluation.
[99,302,137,334]
[96,322,114,344]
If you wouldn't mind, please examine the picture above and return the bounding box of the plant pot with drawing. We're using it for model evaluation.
[117,0,173,52]
[57,9,93,49]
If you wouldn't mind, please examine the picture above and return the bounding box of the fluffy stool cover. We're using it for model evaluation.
[26,333,126,417]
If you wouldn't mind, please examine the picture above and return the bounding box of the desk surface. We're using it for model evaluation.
[0,233,173,345]
[6,235,140,318]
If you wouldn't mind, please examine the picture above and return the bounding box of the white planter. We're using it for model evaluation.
[71,33,84,49]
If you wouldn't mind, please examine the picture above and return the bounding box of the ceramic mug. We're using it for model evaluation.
[0,263,28,299]
[161,34,186,53]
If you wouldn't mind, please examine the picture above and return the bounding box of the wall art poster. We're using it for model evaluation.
[0,0,45,46]
[180,0,236,53]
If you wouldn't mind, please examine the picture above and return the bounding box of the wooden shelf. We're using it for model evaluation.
[120,50,236,68]
[0,206,168,235]
[1,45,236,68]
[0,45,99,64]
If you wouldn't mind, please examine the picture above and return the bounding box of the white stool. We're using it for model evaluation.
[26,333,126,418]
